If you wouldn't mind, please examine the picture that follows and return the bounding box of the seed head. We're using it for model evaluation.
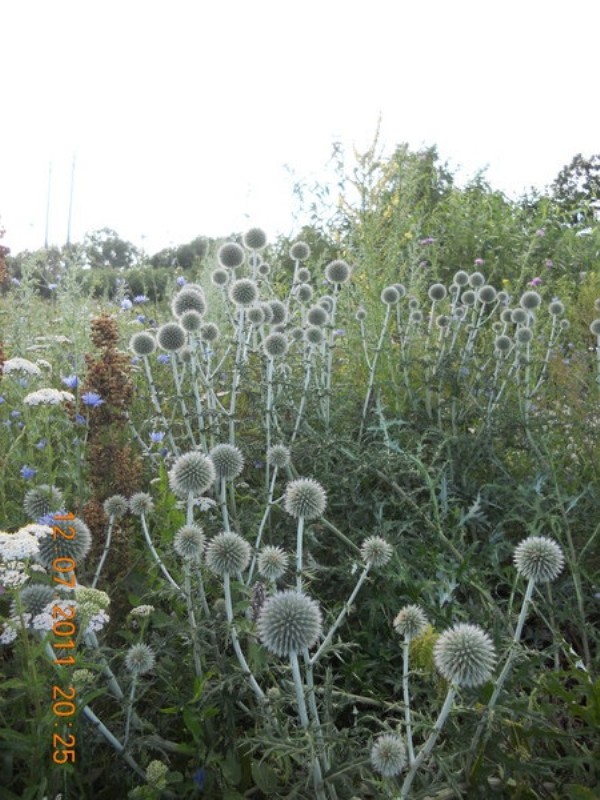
[37,518,92,567]
[381,285,400,305]
[325,259,351,284]
[516,327,533,345]
[478,285,497,304]
[461,290,476,306]
[267,444,291,468]
[243,227,267,251]
[129,493,155,516]
[513,536,564,583]
[370,733,407,777]
[433,623,496,688]
[269,300,286,325]
[11,584,55,617]
[173,524,205,561]
[172,287,206,317]
[319,295,334,312]
[103,494,129,518]
[295,283,313,303]
[125,643,156,675]
[453,270,470,287]
[200,322,220,343]
[289,326,304,341]
[229,278,259,307]
[284,478,327,520]
[305,325,323,346]
[130,332,157,356]
[428,283,447,302]
[205,531,251,576]
[589,319,600,336]
[494,334,512,353]
[297,267,311,282]
[548,300,564,316]
[218,242,245,269]
[469,271,485,288]
[157,322,185,352]
[360,536,393,568]
[258,545,289,581]
[307,305,328,327]
[211,268,229,287]
[409,310,423,323]
[169,451,216,498]
[511,308,528,325]
[180,310,203,331]
[289,241,311,261]
[520,290,542,311]
[355,306,367,321]
[23,485,63,519]
[257,589,322,656]
[209,443,244,482]
[393,604,428,638]
[263,332,288,358]
[247,305,266,326]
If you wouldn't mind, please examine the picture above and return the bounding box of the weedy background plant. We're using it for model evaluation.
[0,149,599,799]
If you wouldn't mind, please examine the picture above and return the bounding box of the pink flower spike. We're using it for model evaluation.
[544,259,554,268]
[474,258,485,266]
[529,277,542,286]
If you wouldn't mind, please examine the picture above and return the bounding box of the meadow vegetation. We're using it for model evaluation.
[0,145,599,799]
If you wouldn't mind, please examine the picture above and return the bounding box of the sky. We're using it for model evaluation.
[1,0,598,255]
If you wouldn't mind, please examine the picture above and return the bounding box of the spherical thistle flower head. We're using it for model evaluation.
[37,518,92,567]
[211,268,229,287]
[513,535,564,583]
[125,643,156,676]
[469,271,485,288]
[257,589,323,656]
[297,266,311,282]
[11,584,55,617]
[360,536,393,568]
[453,269,470,287]
[157,322,186,352]
[205,531,251,576]
[436,314,450,329]
[103,494,129,518]
[393,283,407,298]
[129,492,155,516]
[267,443,291,469]
[355,306,367,321]
[260,302,274,324]
[218,241,245,269]
[173,523,205,561]
[393,604,428,639]
[381,285,400,305]
[589,319,600,336]
[433,623,496,688]
[428,283,447,302]
[495,334,512,353]
[461,290,476,306]
[325,259,351,284]
[284,478,327,520]
[257,262,271,277]
[169,451,216,498]
[247,304,266,326]
[520,290,542,311]
[370,733,407,777]
[511,307,529,325]
[295,283,313,303]
[130,331,156,357]
[269,300,287,325]
[200,322,220,343]
[497,290,509,304]
[258,545,289,581]
[305,325,324,346]
[289,326,304,342]
[319,295,334,312]
[516,327,533,345]
[172,287,206,317]
[500,308,514,324]
[307,304,328,327]
[243,227,267,251]
[209,443,244,482]
[548,300,564,317]
[180,309,203,332]
[409,310,423,324]
[263,332,288,358]
[289,241,311,261]
[228,277,258,308]
[560,319,570,330]
[23,485,63,519]
[478,285,497,304]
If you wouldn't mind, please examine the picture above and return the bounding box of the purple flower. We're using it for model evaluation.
[81,392,104,407]
[334,328,346,337]
[131,356,140,365]
[157,354,170,364]
[136,315,146,323]
[544,259,554,268]
[75,414,87,425]
[159,447,169,458]
[0,395,4,404]
[535,228,545,237]
[10,410,21,418]
[419,237,436,245]
[36,439,47,449]
[150,431,165,443]
[20,466,37,479]
[48,283,58,291]
[474,258,485,266]
[193,768,206,790]
[529,277,542,286]
[133,295,148,304]
[176,276,186,287]
[120,298,133,311]
[62,375,78,390]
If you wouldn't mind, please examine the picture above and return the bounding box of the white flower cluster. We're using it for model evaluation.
[3,357,42,376]
[130,604,155,617]
[24,388,75,406]
[0,525,52,561]
[0,560,29,588]
[85,610,110,634]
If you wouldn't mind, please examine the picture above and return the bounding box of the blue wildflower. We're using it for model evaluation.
[133,295,148,304]
[157,354,170,364]
[192,768,205,790]
[150,431,165,443]
[48,283,58,291]
[136,315,146,323]
[36,439,47,449]
[121,298,133,311]
[0,395,4,404]
[20,466,37,479]
[81,392,104,407]
[62,375,79,390]
[176,276,186,287]
[75,413,87,425]
[11,410,21,418]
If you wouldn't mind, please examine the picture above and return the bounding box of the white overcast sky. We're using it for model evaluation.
[1,0,598,254]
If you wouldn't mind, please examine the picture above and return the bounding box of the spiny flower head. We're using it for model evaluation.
[370,733,407,777]
[453,270,470,286]
[478,285,497,304]
[360,536,393,568]
[129,492,155,516]
[169,451,216,498]
[218,242,245,269]
[520,290,542,311]
[289,241,311,261]
[209,443,244,482]
[305,325,323,346]
[295,283,313,303]
[428,283,447,302]
[433,623,496,688]
[589,319,600,336]
[200,322,220,342]
[469,271,485,288]
[229,278,259,307]
[180,309,203,331]
[513,536,564,583]
[130,332,156,356]
[381,285,400,305]
[205,531,251,576]
[125,643,156,675]
[247,305,266,326]
[157,322,185,352]
[325,259,351,284]
[306,304,328,327]
[103,494,129,518]
[11,584,55,617]
[284,478,327,520]
[268,300,286,325]
[393,604,428,639]
[267,443,291,469]
[243,227,267,250]
[37,517,92,567]
[258,545,289,581]
[257,590,323,656]
[23,485,63,519]
[173,524,205,561]
[172,287,206,317]
[263,332,288,358]
[211,268,229,287]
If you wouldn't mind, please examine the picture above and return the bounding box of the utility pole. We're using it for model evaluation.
[66,153,76,247]
[44,162,52,249]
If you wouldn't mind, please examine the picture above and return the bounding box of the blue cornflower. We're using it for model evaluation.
[11,410,21,418]
[48,283,58,291]
[192,768,205,790]
[133,295,148,304]
[150,431,165,443]
[131,356,140,365]
[62,375,79,390]
[176,276,186,287]
[81,392,104,407]
[75,413,87,425]
[136,314,145,323]
[20,466,37,479]
[36,439,47,449]
[157,354,170,364]
[121,298,133,311]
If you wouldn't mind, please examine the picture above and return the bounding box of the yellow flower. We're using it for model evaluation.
[502,278,510,285]
[404,231,413,240]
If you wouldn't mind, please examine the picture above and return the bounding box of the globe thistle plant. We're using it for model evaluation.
[269,300,286,325]
[297,266,311,282]
[428,283,447,302]
[360,536,393,568]
[169,451,216,498]
[478,285,497,304]
[200,322,219,343]
[469,271,485,288]
[513,536,564,584]
[381,285,400,305]
[218,242,245,269]
[211,268,229,287]
[370,733,407,777]
[209,443,244,482]
[284,478,327,520]
[130,332,156,357]
[37,518,92,568]
[263,332,288,358]
[103,494,129,518]
[180,310,203,332]
[173,524,205,561]
[305,325,323,346]
[205,531,251,576]
[243,227,267,250]
[267,443,291,469]
[229,278,259,307]
[393,605,428,639]
[129,493,155,516]
[520,290,542,311]
[11,584,55,618]
[453,269,470,286]
[325,259,351,284]
[23,485,63,519]
[289,241,311,261]
[172,287,206,317]
[433,623,496,688]
[247,305,266,326]
[157,322,186,352]
[257,590,323,657]
[257,545,289,581]
[295,283,313,303]
[306,304,328,327]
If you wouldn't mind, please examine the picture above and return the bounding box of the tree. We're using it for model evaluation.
[83,228,140,269]
[550,153,600,224]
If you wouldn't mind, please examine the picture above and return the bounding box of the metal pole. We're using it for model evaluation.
[44,162,52,249]
[66,153,76,246]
